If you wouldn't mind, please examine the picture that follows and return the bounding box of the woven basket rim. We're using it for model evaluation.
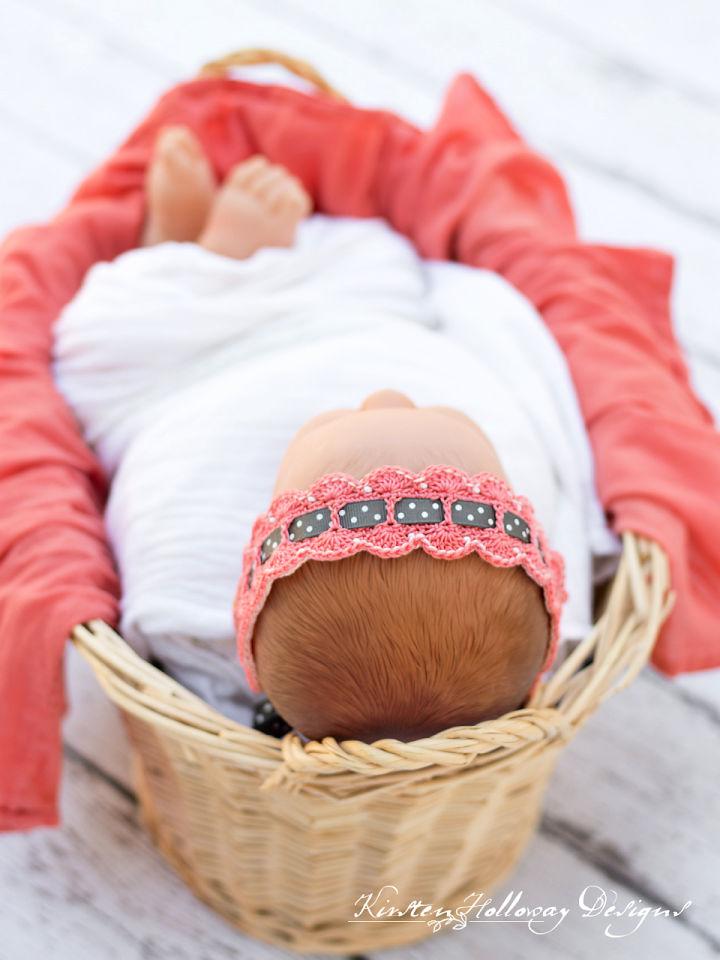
[71,532,672,788]
[197,47,346,101]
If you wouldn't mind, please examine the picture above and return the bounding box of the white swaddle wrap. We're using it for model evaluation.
[54,215,619,723]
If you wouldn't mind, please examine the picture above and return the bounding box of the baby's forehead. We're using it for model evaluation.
[275,404,505,494]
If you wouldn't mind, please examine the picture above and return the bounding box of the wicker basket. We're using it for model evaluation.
[70,53,674,954]
[73,530,671,954]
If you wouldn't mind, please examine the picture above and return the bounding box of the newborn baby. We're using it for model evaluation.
[54,127,615,741]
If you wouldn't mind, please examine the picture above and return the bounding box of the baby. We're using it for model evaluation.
[54,126,610,742]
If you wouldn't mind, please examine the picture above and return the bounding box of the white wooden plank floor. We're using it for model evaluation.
[2,2,720,958]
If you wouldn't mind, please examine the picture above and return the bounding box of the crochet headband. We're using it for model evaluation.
[233,465,567,692]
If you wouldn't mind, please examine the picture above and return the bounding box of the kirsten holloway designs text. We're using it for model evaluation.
[351,885,692,937]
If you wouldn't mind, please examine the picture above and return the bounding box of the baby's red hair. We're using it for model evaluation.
[253,550,550,742]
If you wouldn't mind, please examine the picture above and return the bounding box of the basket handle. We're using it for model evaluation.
[198,48,345,102]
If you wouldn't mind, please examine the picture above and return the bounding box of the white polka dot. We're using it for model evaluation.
[374,514,381,521]
[432,502,439,510]
[468,514,474,521]
[514,518,520,526]
[398,512,405,519]
[289,533,295,541]
[478,507,484,514]
[361,505,369,512]
[506,524,512,532]
[454,504,462,512]
[339,509,346,517]
[315,513,322,521]
[409,502,416,509]
[351,517,358,524]
[306,525,313,533]
[488,518,494,526]
[295,520,303,528]
[364,484,372,493]
[523,530,529,539]
[421,511,428,518]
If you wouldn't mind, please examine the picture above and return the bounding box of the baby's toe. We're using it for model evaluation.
[251,165,294,204]
[253,168,294,208]
[276,177,312,217]
[290,178,312,216]
[225,155,271,191]
[155,125,203,163]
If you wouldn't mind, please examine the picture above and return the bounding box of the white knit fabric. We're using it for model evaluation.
[53,215,619,723]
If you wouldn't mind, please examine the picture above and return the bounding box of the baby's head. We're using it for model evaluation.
[236,391,563,742]
[254,552,548,741]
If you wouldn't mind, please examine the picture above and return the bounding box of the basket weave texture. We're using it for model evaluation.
[73,533,671,953]
[71,50,673,954]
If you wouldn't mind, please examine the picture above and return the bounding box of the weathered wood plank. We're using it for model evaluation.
[367,830,714,959]
[64,644,133,791]
[268,0,720,223]
[0,755,319,960]
[0,116,83,237]
[677,669,720,718]
[1,751,713,960]
[0,0,169,168]
[515,0,720,103]
[545,670,720,943]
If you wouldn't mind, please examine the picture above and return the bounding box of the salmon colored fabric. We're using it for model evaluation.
[1,74,718,832]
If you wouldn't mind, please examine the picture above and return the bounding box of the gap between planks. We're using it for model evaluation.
[12,0,720,235]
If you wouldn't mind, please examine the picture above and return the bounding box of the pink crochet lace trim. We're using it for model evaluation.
[233,465,567,692]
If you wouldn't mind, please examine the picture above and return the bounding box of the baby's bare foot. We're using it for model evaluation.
[143,126,216,246]
[199,156,311,260]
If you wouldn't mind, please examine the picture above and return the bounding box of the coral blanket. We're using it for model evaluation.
[1,73,718,832]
